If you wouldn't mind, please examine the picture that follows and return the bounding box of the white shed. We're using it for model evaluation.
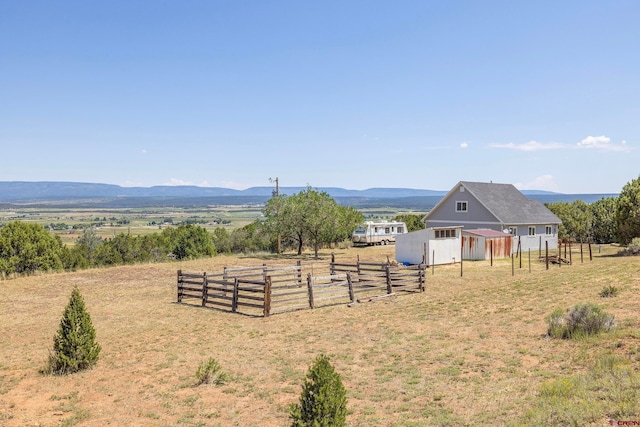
[395,226,463,266]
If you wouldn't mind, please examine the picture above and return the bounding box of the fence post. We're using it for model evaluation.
[589,240,592,261]
[357,254,361,275]
[511,252,514,276]
[297,260,302,286]
[569,241,572,265]
[177,270,182,302]
[347,272,355,303]
[546,241,549,270]
[518,237,522,269]
[263,276,271,317]
[307,273,315,309]
[385,265,392,294]
[232,278,239,313]
[419,265,426,292]
[432,250,435,275]
[460,242,463,277]
[580,239,584,263]
[202,272,208,307]
[490,239,494,266]
[558,240,562,268]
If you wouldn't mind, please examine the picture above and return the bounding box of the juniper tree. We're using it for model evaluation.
[290,354,347,427]
[46,287,101,375]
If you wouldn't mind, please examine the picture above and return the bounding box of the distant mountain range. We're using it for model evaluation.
[0,181,618,209]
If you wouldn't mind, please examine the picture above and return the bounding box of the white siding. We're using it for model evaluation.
[395,227,462,266]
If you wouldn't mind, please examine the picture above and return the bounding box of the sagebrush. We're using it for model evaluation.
[547,302,616,339]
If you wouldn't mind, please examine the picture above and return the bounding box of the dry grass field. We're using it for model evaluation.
[1,244,639,426]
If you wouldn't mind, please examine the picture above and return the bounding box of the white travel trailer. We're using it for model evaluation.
[352,221,408,246]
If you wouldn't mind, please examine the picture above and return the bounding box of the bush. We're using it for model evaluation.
[599,285,619,298]
[617,237,640,256]
[289,354,347,427]
[195,358,229,386]
[547,303,616,339]
[44,287,101,375]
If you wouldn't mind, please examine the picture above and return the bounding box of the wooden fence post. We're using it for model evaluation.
[297,260,302,286]
[460,243,463,277]
[307,273,315,309]
[202,272,208,307]
[385,265,392,294]
[580,239,584,263]
[263,276,272,317]
[558,240,562,268]
[490,239,493,266]
[419,265,426,292]
[511,252,514,276]
[518,237,522,269]
[232,278,239,313]
[546,241,549,270]
[569,241,572,265]
[177,270,182,302]
[589,240,593,261]
[432,250,435,275]
[347,272,355,303]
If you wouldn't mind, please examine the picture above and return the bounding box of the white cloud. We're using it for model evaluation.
[460,142,469,149]
[165,178,192,186]
[514,175,560,192]
[221,181,249,190]
[164,178,211,187]
[576,135,630,152]
[489,141,565,151]
[577,135,610,148]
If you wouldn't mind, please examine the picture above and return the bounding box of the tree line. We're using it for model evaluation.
[2,178,639,278]
[0,187,364,278]
[545,175,640,245]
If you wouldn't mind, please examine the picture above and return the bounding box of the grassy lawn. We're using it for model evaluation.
[1,244,638,426]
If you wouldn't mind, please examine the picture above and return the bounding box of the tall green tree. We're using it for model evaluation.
[546,201,592,241]
[590,197,617,244]
[615,175,640,245]
[263,187,362,258]
[0,221,67,276]
[392,213,425,232]
[46,287,101,375]
[160,224,215,260]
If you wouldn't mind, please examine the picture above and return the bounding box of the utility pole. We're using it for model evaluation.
[269,177,281,254]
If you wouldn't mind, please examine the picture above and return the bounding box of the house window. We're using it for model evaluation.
[545,226,552,235]
[456,201,468,212]
[508,227,517,235]
[528,226,536,236]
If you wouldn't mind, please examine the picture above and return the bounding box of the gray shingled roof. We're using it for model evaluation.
[460,181,561,225]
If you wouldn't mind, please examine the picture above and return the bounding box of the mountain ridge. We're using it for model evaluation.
[0,181,571,201]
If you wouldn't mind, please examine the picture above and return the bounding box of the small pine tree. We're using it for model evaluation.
[289,354,347,427]
[46,287,101,375]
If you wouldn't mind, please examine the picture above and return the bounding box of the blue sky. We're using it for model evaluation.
[1,1,638,194]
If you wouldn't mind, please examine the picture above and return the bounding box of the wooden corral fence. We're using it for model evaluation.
[177,257,426,317]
